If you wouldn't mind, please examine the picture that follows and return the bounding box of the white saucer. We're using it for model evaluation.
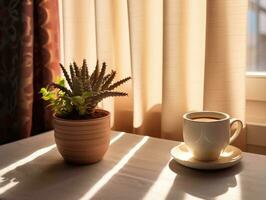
[171,143,242,170]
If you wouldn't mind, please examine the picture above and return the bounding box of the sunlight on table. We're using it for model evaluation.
[143,159,175,200]
[0,144,56,195]
[110,132,125,145]
[80,136,149,200]
[0,131,125,196]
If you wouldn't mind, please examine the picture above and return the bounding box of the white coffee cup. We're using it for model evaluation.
[183,111,243,161]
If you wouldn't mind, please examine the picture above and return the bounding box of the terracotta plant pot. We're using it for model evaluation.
[53,110,110,164]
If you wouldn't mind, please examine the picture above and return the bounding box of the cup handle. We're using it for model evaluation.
[229,118,243,144]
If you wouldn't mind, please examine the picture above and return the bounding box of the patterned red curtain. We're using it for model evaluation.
[0,0,60,144]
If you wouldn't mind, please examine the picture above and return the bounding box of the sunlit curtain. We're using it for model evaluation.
[62,0,247,148]
[0,0,60,144]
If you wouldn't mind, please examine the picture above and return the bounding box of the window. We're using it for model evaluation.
[246,0,266,154]
[248,0,266,72]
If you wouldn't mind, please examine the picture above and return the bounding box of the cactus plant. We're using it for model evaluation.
[40,59,131,119]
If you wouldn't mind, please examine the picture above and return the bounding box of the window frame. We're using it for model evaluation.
[246,72,266,101]
[246,72,266,150]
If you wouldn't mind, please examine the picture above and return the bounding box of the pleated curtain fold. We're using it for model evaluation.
[62,0,247,148]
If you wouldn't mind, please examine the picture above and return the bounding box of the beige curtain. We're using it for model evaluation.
[61,0,247,148]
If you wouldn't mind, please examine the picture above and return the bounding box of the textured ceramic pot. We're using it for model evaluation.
[53,110,110,164]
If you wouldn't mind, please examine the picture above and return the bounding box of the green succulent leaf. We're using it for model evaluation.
[82,91,92,99]
[71,96,85,105]
[40,87,56,101]
[40,87,49,96]
[55,77,65,87]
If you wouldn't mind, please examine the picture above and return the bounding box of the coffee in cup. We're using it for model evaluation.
[183,111,243,161]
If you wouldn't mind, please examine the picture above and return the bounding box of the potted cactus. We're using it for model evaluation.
[40,59,131,164]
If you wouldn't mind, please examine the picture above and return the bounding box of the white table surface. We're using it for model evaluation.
[0,131,266,200]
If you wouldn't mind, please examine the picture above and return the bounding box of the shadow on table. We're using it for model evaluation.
[0,132,55,168]
[1,132,243,200]
[0,149,108,199]
[0,134,141,199]
[167,159,243,199]
[0,134,170,200]
[91,134,178,200]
